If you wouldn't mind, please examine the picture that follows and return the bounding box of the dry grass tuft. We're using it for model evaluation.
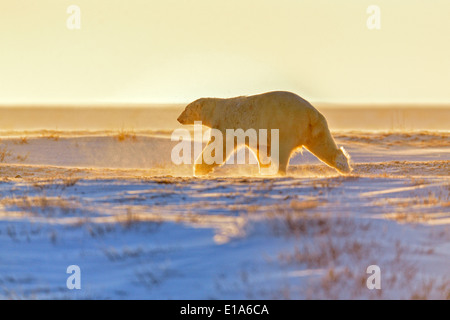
[1,195,78,217]
[13,136,29,145]
[0,146,12,162]
[63,177,80,187]
[42,132,60,141]
[115,129,137,142]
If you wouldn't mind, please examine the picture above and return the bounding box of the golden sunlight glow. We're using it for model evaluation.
[0,0,449,105]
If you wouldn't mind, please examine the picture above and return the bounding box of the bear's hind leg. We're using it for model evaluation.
[253,145,272,171]
[254,143,293,175]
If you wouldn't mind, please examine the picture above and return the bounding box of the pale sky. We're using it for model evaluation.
[0,0,449,104]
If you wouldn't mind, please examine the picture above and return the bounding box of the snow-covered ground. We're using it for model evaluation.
[0,130,449,299]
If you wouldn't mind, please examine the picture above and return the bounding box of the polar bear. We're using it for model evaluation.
[177,91,351,176]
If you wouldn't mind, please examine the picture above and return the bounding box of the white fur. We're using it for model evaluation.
[179,91,352,175]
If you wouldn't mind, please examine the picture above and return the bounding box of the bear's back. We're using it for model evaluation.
[250,91,315,112]
[224,91,318,128]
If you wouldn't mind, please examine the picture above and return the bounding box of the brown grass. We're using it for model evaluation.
[63,177,80,187]
[0,151,28,166]
[255,203,450,299]
[0,146,12,162]
[16,154,28,162]
[13,136,29,145]
[42,132,60,141]
[1,195,78,217]
[115,129,137,142]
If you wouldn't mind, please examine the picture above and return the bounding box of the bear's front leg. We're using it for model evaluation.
[194,162,219,176]
[193,138,227,176]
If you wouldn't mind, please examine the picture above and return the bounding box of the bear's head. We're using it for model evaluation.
[335,146,352,174]
[177,98,205,125]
